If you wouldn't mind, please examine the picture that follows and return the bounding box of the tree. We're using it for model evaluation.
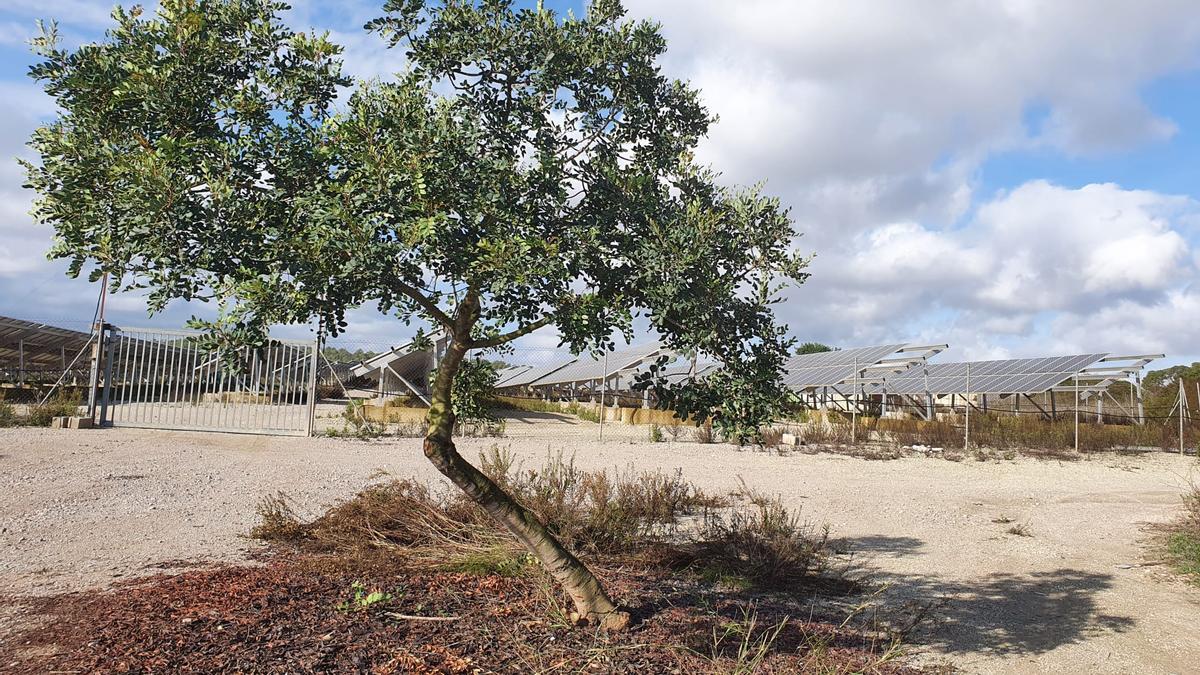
[795,342,834,355]
[25,0,807,628]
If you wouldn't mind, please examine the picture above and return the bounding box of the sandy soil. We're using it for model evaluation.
[2,417,1199,674]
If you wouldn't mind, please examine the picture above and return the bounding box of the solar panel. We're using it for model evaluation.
[781,344,908,390]
[532,343,668,386]
[876,354,1107,395]
[497,359,578,388]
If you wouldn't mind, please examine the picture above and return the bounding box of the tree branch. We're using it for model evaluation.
[391,278,454,328]
[470,316,552,349]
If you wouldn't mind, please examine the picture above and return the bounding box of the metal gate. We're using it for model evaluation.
[97,326,318,436]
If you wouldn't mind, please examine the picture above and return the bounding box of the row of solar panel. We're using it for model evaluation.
[496,343,1135,397]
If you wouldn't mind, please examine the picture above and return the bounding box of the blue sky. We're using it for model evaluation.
[1,0,1198,368]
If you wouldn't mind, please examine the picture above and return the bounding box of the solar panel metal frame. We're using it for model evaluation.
[875,354,1108,396]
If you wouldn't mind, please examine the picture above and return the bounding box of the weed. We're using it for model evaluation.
[336,581,392,612]
[1006,523,1033,537]
[694,422,716,444]
[706,606,788,674]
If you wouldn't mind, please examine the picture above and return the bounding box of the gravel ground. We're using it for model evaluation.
[2,419,1199,674]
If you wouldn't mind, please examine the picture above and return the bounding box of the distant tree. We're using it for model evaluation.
[25,0,807,628]
[795,342,834,355]
[1144,362,1200,391]
[322,347,376,364]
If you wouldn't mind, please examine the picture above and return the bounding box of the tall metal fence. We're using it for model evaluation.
[98,326,319,436]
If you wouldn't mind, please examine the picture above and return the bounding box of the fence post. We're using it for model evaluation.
[99,326,116,427]
[305,327,320,437]
[86,333,102,421]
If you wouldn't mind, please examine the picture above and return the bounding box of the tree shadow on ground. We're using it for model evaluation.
[884,568,1136,656]
[494,410,578,425]
[836,535,926,556]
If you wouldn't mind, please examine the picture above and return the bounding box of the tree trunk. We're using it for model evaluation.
[422,331,630,630]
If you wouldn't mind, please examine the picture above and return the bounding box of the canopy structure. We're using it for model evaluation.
[0,316,95,386]
[348,331,448,405]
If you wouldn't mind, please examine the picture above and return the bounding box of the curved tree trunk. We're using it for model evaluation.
[423,330,630,630]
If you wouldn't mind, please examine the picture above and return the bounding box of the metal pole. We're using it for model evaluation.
[598,351,608,441]
[17,340,24,387]
[965,362,971,449]
[1073,374,1080,454]
[1180,378,1186,456]
[851,355,858,444]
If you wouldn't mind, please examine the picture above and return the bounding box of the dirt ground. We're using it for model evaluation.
[2,415,1199,674]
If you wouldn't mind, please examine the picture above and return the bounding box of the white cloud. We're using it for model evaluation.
[630,0,1200,237]
[776,181,1199,357]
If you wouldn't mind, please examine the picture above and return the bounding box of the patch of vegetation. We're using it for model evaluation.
[1006,523,1033,537]
[335,581,393,612]
[0,396,17,427]
[648,423,664,443]
[1163,485,1200,584]
[0,390,82,427]
[443,548,535,578]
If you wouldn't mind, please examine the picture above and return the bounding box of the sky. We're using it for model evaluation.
[1,0,1198,367]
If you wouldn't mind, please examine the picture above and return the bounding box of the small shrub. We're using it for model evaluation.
[250,493,307,542]
[648,423,664,443]
[694,423,715,444]
[699,489,832,587]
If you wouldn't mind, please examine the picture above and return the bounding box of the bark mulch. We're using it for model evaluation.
[0,552,930,674]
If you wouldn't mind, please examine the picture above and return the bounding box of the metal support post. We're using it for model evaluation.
[1073,374,1079,454]
[964,362,971,449]
[598,351,608,441]
[851,355,858,444]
